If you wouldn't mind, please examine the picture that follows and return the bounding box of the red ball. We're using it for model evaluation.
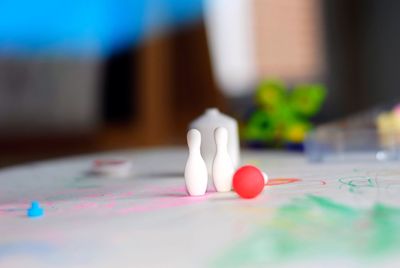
[233,165,265,199]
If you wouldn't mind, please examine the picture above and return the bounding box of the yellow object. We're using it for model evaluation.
[285,123,308,143]
[376,111,400,148]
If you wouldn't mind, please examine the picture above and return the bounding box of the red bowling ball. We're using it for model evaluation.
[233,165,265,199]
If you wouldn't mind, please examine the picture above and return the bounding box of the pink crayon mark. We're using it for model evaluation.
[145,185,186,193]
[117,193,210,215]
[119,191,134,198]
[74,202,98,210]
[145,185,192,197]
[320,180,327,185]
[101,201,116,210]
[109,191,134,199]
[101,193,114,199]
[86,193,106,199]
[43,201,55,206]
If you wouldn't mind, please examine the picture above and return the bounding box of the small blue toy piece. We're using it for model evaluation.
[27,201,44,218]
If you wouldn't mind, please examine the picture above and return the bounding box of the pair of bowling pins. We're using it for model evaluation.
[184,127,234,196]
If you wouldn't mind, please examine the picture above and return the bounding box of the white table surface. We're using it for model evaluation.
[1,147,400,268]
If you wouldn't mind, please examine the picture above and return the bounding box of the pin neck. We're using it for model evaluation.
[217,141,228,151]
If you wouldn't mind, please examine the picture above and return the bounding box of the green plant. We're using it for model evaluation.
[243,80,326,146]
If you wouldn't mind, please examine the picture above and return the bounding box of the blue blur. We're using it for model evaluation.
[0,0,204,56]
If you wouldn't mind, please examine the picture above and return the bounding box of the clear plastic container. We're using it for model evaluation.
[305,127,400,162]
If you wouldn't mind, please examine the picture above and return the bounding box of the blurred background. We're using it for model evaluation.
[0,0,399,167]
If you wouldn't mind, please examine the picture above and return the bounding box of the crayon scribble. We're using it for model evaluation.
[267,178,301,186]
[339,176,377,193]
[0,179,302,217]
[214,195,400,267]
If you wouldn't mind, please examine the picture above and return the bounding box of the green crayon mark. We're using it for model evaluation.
[213,195,400,267]
[338,176,376,193]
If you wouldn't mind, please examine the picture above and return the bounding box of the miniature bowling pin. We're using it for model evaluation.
[212,127,234,192]
[190,108,240,176]
[184,129,208,196]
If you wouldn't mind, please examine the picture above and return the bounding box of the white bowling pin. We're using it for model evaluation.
[184,129,208,196]
[189,108,240,176]
[212,127,234,192]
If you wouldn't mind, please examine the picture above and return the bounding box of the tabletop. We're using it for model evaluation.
[1,148,400,268]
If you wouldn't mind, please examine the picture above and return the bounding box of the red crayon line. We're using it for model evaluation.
[267,178,301,186]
